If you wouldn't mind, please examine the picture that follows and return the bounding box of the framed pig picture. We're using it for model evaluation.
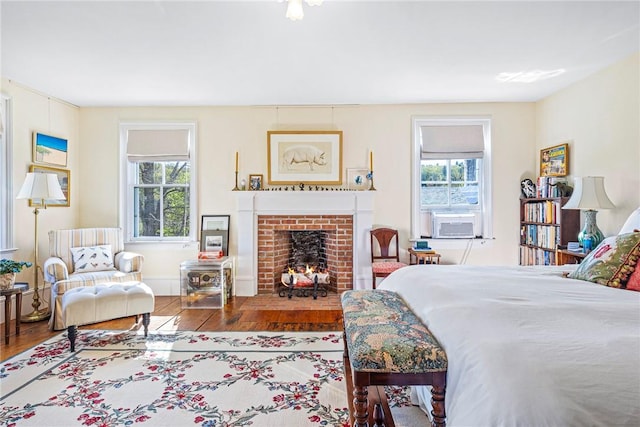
[267,130,342,185]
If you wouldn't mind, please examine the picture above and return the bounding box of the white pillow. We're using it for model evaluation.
[70,245,115,273]
[619,207,640,234]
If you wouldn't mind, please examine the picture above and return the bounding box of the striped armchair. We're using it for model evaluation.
[44,228,144,330]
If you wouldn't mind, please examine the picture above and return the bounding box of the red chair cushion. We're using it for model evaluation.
[372,261,407,275]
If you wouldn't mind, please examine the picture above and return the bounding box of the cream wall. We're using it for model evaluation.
[3,52,638,297]
[536,52,640,236]
[77,103,535,293]
[1,79,80,287]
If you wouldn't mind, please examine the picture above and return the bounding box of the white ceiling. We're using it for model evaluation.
[1,1,638,107]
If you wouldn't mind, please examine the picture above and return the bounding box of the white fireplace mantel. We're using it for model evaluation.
[235,191,374,296]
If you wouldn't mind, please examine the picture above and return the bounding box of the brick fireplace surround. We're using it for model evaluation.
[235,192,374,296]
[258,215,353,294]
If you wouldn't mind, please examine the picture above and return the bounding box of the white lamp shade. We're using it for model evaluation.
[562,176,614,210]
[17,173,66,202]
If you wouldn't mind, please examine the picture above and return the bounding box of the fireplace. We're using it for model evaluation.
[235,191,374,296]
[258,215,353,294]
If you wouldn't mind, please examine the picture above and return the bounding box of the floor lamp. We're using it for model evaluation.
[16,172,66,322]
[562,176,615,251]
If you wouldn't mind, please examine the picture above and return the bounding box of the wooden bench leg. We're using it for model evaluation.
[67,325,77,352]
[431,372,447,427]
[353,385,369,427]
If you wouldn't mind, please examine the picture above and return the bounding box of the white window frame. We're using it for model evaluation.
[119,122,197,244]
[0,94,15,254]
[411,116,493,240]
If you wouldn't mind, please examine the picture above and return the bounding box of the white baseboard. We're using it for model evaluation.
[142,277,181,296]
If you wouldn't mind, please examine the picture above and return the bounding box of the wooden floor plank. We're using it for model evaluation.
[1,294,343,361]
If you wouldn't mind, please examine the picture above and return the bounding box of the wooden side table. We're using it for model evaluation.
[556,248,587,265]
[1,282,28,344]
[408,248,441,265]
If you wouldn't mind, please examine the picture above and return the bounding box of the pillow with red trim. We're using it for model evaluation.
[568,232,640,288]
[626,259,640,291]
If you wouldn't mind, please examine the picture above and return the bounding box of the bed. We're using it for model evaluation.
[379,217,640,426]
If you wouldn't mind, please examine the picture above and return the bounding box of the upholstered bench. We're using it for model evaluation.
[61,281,155,351]
[341,289,448,427]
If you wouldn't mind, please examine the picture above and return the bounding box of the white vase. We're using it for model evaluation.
[0,272,16,290]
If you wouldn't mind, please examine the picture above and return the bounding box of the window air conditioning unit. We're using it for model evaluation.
[433,213,476,238]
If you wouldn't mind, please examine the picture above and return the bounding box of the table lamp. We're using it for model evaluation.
[16,172,66,322]
[562,176,614,250]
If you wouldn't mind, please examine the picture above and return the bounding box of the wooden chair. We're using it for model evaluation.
[370,227,407,289]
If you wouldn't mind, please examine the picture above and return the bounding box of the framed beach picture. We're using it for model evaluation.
[33,132,68,167]
[540,142,569,177]
[29,165,70,207]
[267,130,342,185]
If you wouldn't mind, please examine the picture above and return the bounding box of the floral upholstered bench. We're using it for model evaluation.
[341,289,448,427]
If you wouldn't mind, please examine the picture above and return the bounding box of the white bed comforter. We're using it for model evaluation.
[379,264,640,427]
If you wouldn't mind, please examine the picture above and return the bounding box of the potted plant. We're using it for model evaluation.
[0,259,32,290]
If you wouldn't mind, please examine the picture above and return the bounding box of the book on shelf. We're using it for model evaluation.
[411,247,435,253]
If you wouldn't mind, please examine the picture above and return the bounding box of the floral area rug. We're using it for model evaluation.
[0,330,416,426]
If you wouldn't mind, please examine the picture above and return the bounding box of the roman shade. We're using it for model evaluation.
[126,129,190,162]
[421,125,485,159]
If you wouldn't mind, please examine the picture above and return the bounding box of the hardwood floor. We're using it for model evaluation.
[1,293,344,362]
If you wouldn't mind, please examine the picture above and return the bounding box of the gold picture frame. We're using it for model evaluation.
[267,130,343,185]
[29,165,70,207]
[540,142,569,177]
[249,174,263,191]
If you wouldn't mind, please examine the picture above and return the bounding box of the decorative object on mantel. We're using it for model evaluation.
[232,151,240,191]
[562,176,615,250]
[368,150,376,191]
[16,172,66,322]
[249,174,263,190]
[0,259,32,290]
[346,168,369,191]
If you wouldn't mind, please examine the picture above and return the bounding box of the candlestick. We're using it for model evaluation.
[232,171,240,191]
[235,152,239,172]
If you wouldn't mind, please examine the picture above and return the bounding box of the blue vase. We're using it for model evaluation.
[578,210,604,250]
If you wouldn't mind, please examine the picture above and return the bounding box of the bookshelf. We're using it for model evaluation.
[519,197,580,266]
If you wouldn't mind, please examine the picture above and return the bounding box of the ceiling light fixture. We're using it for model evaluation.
[282,0,323,21]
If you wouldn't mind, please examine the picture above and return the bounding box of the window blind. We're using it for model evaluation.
[421,125,485,159]
[126,129,190,162]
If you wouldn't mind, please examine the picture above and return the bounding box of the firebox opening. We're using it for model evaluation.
[289,230,327,273]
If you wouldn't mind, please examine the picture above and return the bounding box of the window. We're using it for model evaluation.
[0,95,14,252]
[411,117,492,239]
[120,123,197,243]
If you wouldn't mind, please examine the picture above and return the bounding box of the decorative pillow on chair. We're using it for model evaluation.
[568,232,640,288]
[70,245,115,273]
